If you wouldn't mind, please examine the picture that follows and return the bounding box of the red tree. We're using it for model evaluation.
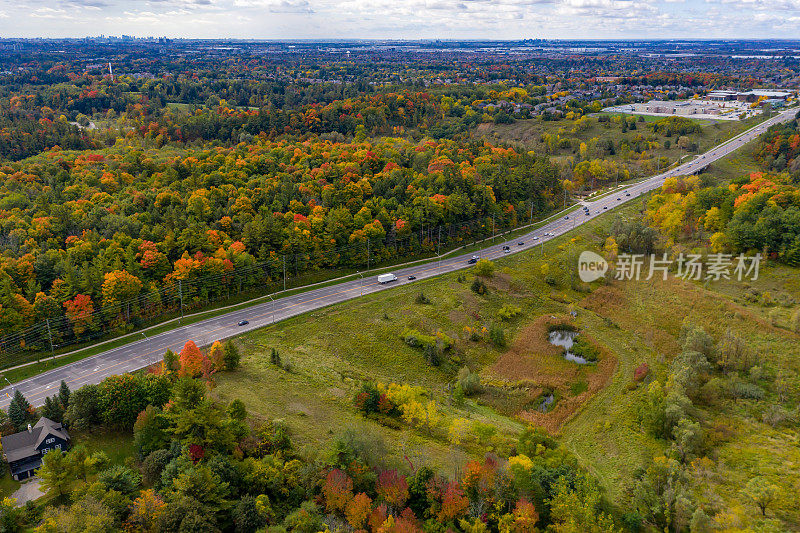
[178,340,204,378]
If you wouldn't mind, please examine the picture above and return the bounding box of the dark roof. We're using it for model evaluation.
[1,418,70,463]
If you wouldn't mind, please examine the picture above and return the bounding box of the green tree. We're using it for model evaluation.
[742,477,780,517]
[549,474,620,532]
[227,399,247,421]
[134,405,170,458]
[0,496,23,533]
[97,465,141,495]
[233,495,269,533]
[41,396,64,424]
[64,384,102,431]
[38,450,75,498]
[223,340,240,370]
[672,418,703,463]
[163,349,179,373]
[168,464,230,516]
[58,381,71,409]
[8,390,32,431]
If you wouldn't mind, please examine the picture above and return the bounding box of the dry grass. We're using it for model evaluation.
[485,314,617,433]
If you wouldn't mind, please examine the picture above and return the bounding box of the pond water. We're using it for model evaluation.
[548,330,588,364]
[538,393,554,412]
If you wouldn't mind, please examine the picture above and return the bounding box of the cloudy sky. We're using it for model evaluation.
[0,0,797,39]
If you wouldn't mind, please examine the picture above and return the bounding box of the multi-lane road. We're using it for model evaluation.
[1,107,796,409]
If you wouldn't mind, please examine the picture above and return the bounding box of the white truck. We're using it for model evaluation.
[377,273,398,284]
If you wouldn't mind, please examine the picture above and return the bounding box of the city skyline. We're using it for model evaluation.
[0,0,798,40]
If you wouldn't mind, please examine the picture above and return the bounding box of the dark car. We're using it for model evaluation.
[585,210,590,215]
[518,241,524,246]
[467,258,478,264]
[408,275,416,280]
[625,192,631,196]
[603,206,608,209]
[564,215,569,220]
[617,197,621,201]
[238,320,249,326]
[502,245,510,250]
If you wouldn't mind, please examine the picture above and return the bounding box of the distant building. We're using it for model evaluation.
[707,90,739,102]
[1,418,70,481]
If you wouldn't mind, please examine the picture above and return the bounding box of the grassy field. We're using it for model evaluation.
[211,199,653,478]
[210,179,800,528]
[472,113,766,181]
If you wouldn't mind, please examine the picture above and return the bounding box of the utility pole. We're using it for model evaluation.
[437,226,442,274]
[178,280,184,324]
[45,318,54,361]
[268,294,275,324]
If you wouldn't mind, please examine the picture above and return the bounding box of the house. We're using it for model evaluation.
[1,418,70,481]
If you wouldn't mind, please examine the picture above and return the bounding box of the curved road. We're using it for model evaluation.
[1,108,796,409]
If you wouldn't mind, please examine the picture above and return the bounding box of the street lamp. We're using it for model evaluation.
[356,271,364,297]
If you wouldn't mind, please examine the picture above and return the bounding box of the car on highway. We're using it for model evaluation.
[503,248,511,254]
[585,210,590,215]
[564,216,569,220]
[467,258,477,264]
[625,192,630,196]
[518,241,525,245]
[603,206,608,209]
[617,197,621,201]
[238,320,249,326]
[408,275,416,280]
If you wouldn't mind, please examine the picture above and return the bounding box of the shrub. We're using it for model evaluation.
[730,381,765,400]
[355,383,381,414]
[570,380,589,395]
[633,362,650,382]
[456,367,481,396]
[489,324,507,348]
[270,348,281,367]
[474,258,495,277]
[571,336,600,362]
[470,279,488,295]
[401,328,453,354]
[414,292,431,305]
[497,304,522,321]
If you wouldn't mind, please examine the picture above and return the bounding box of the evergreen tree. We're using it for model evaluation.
[223,340,240,371]
[41,395,64,423]
[58,381,71,408]
[8,390,32,431]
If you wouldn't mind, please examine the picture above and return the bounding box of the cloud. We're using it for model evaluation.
[0,0,797,37]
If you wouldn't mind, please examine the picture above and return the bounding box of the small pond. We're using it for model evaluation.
[548,330,589,364]
[538,393,554,412]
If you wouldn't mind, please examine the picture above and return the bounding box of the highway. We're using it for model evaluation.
[0,107,796,409]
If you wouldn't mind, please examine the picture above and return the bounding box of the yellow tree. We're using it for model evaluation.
[101,269,142,321]
[127,489,166,533]
[208,341,225,371]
